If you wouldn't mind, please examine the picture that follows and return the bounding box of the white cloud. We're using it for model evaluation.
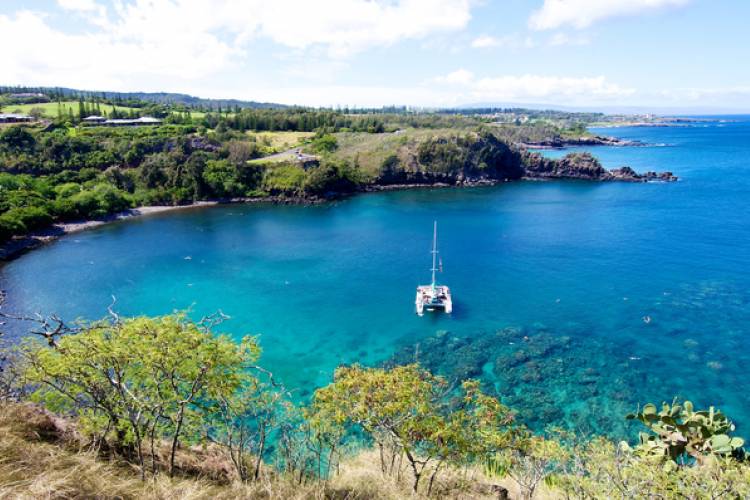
[433,69,475,85]
[548,33,589,46]
[529,0,689,31]
[244,0,473,57]
[472,75,634,100]
[0,0,474,91]
[0,9,237,90]
[655,86,750,102]
[471,35,504,48]
[470,34,537,50]
[57,0,99,11]
[430,70,635,104]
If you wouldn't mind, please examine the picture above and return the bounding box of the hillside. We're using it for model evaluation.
[0,86,286,111]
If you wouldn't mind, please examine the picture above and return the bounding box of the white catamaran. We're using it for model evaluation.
[415,221,453,316]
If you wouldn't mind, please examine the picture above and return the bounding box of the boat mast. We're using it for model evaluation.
[431,221,438,291]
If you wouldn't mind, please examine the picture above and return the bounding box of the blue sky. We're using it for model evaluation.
[1,0,749,110]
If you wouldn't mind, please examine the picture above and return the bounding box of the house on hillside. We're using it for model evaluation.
[103,116,162,127]
[0,113,33,123]
[82,116,163,127]
[83,115,107,124]
[9,93,44,99]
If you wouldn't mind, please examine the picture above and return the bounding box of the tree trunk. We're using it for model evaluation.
[403,448,421,493]
[253,424,266,481]
[169,405,186,477]
[428,460,444,496]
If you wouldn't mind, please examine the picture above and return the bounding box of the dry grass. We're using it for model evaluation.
[330,128,473,178]
[0,403,320,499]
[328,449,532,500]
[0,403,557,499]
[251,131,315,151]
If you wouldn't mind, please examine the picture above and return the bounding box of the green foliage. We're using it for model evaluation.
[303,159,361,195]
[415,131,523,179]
[486,431,571,500]
[308,365,516,493]
[21,313,261,478]
[310,133,338,153]
[626,399,745,463]
[557,437,750,498]
[262,164,307,195]
[203,159,243,198]
[0,126,36,152]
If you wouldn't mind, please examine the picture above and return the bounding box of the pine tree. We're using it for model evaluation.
[78,98,85,121]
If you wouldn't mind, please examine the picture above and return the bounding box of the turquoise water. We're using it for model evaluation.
[2,117,749,438]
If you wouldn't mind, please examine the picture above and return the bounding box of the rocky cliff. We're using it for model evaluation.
[375,133,676,186]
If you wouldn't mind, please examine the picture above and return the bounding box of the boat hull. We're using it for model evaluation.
[415,285,452,316]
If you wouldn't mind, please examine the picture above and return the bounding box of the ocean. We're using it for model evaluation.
[2,116,749,438]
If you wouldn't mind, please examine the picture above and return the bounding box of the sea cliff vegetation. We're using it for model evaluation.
[0,89,672,246]
[1,303,748,499]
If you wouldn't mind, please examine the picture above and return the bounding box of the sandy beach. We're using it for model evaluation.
[0,202,218,261]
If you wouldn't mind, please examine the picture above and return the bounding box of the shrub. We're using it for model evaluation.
[304,159,360,196]
[263,164,307,195]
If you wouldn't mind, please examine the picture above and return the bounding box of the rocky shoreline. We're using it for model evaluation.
[523,152,677,182]
[521,135,645,149]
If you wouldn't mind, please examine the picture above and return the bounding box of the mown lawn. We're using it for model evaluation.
[3,100,138,118]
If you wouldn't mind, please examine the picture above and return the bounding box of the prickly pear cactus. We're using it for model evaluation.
[626,399,745,463]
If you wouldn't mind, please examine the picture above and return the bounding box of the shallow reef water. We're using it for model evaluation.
[388,279,750,439]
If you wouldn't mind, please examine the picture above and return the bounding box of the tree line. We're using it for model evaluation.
[0,125,366,242]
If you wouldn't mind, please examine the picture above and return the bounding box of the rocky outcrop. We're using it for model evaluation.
[521,135,643,149]
[376,132,526,186]
[523,152,677,182]
[375,133,676,186]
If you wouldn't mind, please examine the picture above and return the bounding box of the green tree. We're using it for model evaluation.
[22,313,261,479]
[0,126,36,152]
[203,159,241,198]
[309,364,516,494]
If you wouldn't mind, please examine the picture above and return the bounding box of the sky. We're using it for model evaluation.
[1,0,749,111]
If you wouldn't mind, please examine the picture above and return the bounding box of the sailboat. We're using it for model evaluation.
[415,221,453,316]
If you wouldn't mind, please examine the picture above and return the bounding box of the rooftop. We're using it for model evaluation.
[0,113,33,120]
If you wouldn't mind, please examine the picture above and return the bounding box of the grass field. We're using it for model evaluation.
[2,100,139,119]
[2,100,213,120]
[250,131,314,151]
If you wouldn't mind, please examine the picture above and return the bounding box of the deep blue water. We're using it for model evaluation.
[2,117,749,438]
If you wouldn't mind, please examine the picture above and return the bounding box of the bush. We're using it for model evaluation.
[54,184,131,219]
[304,159,360,196]
[0,126,36,152]
[202,159,242,198]
[310,134,338,153]
[262,164,307,195]
[0,206,53,234]
[0,213,25,241]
